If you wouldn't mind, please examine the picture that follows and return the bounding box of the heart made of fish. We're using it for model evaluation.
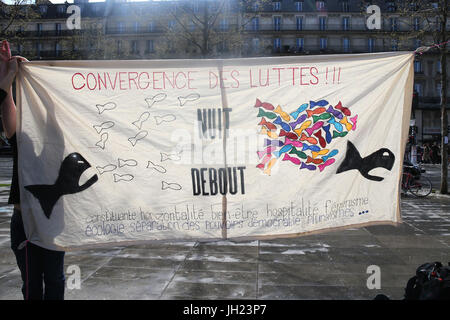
[255,98,358,175]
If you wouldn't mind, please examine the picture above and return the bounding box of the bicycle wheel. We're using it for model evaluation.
[408,176,432,197]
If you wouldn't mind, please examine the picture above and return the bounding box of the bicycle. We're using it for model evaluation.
[401,171,432,197]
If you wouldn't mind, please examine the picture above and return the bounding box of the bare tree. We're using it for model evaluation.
[403,1,448,195]
[156,0,268,58]
[60,21,110,60]
[0,0,35,35]
[366,0,448,194]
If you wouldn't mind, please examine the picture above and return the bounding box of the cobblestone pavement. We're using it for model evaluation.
[0,156,449,300]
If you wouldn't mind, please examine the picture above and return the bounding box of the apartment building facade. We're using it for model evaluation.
[1,0,449,143]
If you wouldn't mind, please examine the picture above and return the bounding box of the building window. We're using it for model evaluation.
[414,17,420,31]
[414,83,422,96]
[342,17,349,31]
[414,61,422,73]
[342,37,349,52]
[147,40,154,53]
[252,38,259,53]
[148,22,154,32]
[55,23,61,35]
[134,22,139,33]
[273,2,281,11]
[435,17,441,31]
[392,39,398,51]
[251,17,259,31]
[436,83,442,97]
[316,1,325,11]
[295,1,303,12]
[57,5,65,14]
[390,17,398,31]
[39,5,47,15]
[218,40,228,53]
[37,23,42,34]
[368,38,375,52]
[319,16,326,31]
[36,42,42,56]
[414,39,421,49]
[117,40,122,54]
[192,0,199,13]
[437,61,442,73]
[92,4,100,14]
[342,1,349,12]
[387,1,396,12]
[320,37,327,49]
[118,22,124,33]
[131,40,138,54]
[296,37,304,52]
[273,16,281,31]
[274,38,281,51]
[296,16,303,31]
[220,18,228,31]
[55,42,61,57]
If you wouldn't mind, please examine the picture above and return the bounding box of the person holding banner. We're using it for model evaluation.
[0,40,65,300]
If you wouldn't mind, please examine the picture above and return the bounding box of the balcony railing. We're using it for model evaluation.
[8,30,85,37]
[105,26,166,34]
[268,44,415,55]
[13,49,94,59]
[245,23,419,32]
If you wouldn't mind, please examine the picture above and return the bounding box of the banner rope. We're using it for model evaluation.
[414,39,450,55]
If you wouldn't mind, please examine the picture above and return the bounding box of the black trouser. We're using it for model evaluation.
[10,208,65,300]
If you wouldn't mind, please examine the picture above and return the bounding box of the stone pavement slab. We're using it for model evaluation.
[0,194,449,300]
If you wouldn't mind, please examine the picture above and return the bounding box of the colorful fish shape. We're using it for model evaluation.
[263,158,277,175]
[289,147,307,159]
[300,133,318,145]
[258,117,277,131]
[294,120,312,137]
[334,101,351,116]
[274,105,290,122]
[326,105,343,120]
[264,138,284,147]
[318,158,336,172]
[306,108,326,118]
[255,98,275,111]
[328,116,344,132]
[283,153,301,165]
[254,98,358,175]
[289,114,307,130]
[290,104,308,120]
[322,149,339,162]
[310,100,329,109]
[257,108,277,119]
[273,116,291,132]
[260,126,278,139]
[273,144,293,158]
[305,121,324,136]
[279,130,298,140]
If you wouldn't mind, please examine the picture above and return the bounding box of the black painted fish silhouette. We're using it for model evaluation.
[336,141,395,182]
[24,153,98,219]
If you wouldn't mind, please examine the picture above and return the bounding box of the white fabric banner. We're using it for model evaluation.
[16,52,414,251]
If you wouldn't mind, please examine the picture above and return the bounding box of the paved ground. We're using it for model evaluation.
[0,156,449,300]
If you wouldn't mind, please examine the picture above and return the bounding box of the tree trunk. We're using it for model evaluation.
[439,0,448,194]
[202,0,209,58]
